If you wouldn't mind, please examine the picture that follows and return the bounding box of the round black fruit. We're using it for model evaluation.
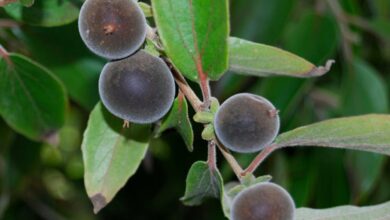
[231,182,295,220]
[78,0,146,60]
[214,93,279,153]
[99,50,175,124]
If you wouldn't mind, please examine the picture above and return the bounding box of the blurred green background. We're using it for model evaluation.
[1,0,390,219]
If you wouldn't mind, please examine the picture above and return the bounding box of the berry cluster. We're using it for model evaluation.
[79,0,175,124]
[78,0,294,218]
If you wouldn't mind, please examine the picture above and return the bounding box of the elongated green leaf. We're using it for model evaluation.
[342,59,388,201]
[152,0,229,81]
[0,53,66,142]
[82,103,150,213]
[158,95,193,152]
[296,201,390,220]
[229,37,334,78]
[4,1,79,27]
[181,161,223,206]
[343,59,388,115]
[274,114,390,155]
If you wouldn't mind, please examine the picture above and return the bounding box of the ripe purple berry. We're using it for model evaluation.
[99,50,175,123]
[78,0,146,60]
[214,93,280,153]
[231,182,295,220]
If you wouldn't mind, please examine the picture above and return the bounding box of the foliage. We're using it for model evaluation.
[0,0,390,219]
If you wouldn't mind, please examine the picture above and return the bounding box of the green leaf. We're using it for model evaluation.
[4,1,79,27]
[158,95,193,152]
[296,200,390,220]
[222,182,243,219]
[52,58,103,110]
[181,161,223,206]
[82,103,151,213]
[229,37,334,78]
[274,114,390,155]
[342,59,388,201]
[346,152,385,200]
[15,24,103,110]
[371,19,390,40]
[138,2,152,17]
[0,53,67,142]
[151,0,229,81]
[343,59,388,115]
[283,12,339,64]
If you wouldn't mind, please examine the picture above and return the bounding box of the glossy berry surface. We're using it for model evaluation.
[214,93,280,153]
[231,182,295,220]
[99,50,175,124]
[78,0,146,60]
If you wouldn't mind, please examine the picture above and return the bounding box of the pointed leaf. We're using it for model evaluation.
[296,201,390,220]
[229,37,334,78]
[4,1,79,27]
[82,103,150,213]
[0,53,66,142]
[181,161,223,206]
[274,114,390,155]
[151,0,229,81]
[158,95,193,152]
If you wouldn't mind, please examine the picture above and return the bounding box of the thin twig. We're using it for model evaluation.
[164,58,203,112]
[215,141,244,180]
[148,24,245,180]
[242,144,278,176]
[0,45,12,66]
[198,74,211,109]
[207,140,217,171]
[0,19,19,28]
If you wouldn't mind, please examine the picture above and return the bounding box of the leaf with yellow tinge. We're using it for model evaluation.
[229,37,334,78]
[82,103,150,213]
[274,114,390,155]
[296,200,390,220]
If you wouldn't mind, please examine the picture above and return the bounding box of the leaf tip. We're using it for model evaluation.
[90,193,107,214]
[306,59,335,77]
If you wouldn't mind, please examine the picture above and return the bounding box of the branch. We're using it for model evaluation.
[0,19,19,28]
[242,144,278,176]
[0,45,12,66]
[147,24,245,181]
[164,58,203,112]
[215,141,244,180]
[207,140,217,171]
